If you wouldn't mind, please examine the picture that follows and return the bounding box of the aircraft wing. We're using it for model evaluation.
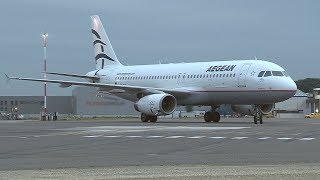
[6,75,191,100]
[46,72,99,80]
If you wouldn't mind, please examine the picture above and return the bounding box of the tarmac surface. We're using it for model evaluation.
[0,117,320,179]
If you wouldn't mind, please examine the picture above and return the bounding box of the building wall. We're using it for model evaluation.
[0,96,72,114]
[72,87,139,116]
[275,97,309,114]
[274,89,309,115]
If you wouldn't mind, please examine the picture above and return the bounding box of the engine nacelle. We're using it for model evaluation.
[231,104,274,115]
[134,94,177,116]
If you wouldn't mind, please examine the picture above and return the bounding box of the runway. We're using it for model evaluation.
[0,117,320,178]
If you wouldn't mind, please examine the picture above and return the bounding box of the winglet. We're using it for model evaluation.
[4,73,9,79]
[4,74,11,84]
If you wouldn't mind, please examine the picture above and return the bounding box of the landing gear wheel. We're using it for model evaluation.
[150,116,158,123]
[141,113,158,123]
[141,113,149,122]
[203,111,221,122]
[204,112,211,122]
[259,115,263,124]
[212,112,221,122]
[254,116,257,124]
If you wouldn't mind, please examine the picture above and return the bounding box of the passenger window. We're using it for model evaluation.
[258,71,265,77]
[226,74,229,77]
[220,74,222,78]
[272,71,284,76]
[233,74,236,77]
[264,71,272,77]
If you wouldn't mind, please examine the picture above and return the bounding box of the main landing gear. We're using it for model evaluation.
[140,113,158,123]
[253,105,263,124]
[204,106,221,123]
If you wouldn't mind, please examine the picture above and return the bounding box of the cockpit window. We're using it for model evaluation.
[264,71,272,77]
[272,71,284,76]
[258,71,265,77]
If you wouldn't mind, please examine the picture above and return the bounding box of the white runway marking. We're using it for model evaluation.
[61,126,250,134]
[231,137,248,140]
[83,135,101,138]
[126,136,142,138]
[103,136,121,138]
[258,137,272,140]
[299,138,315,141]
[147,136,164,138]
[277,138,292,140]
[165,136,185,139]
[187,136,206,139]
[18,136,28,139]
[73,134,316,142]
[208,137,226,139]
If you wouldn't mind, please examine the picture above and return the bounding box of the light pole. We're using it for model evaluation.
[42,32,48,115]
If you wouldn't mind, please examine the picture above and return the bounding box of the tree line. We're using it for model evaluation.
[295,78,320,93]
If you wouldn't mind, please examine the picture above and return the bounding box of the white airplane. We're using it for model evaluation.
[7,15,297,124]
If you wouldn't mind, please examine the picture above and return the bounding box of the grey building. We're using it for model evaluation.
[306,88,320,113]
[274,90,309,118]
[0,96,72,115]
[72,87,138,116]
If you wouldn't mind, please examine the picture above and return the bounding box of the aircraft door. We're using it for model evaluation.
[177,73,182,84]
[238,64,251,87]
[177,73,186,86]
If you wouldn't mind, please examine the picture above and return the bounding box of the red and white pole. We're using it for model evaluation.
[42,32,48,114]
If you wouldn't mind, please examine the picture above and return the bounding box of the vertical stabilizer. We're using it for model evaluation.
[91,15,122,69]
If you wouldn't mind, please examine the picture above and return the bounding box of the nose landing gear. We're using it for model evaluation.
[254,105,263,124]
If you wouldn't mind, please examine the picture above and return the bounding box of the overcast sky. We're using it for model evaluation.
[0,0,319,95]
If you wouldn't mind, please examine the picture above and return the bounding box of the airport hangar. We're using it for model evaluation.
[0,86,313,118]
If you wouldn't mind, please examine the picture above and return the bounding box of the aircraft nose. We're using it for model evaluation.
[286,78,297,96]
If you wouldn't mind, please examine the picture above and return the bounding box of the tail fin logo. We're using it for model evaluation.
[91,29,115,62]
[91,29,101,39]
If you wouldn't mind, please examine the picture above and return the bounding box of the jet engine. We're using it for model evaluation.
[231,104,274,115]
[134,94,177,116]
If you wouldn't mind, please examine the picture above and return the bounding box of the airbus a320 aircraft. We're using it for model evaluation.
[7,15,297,124]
